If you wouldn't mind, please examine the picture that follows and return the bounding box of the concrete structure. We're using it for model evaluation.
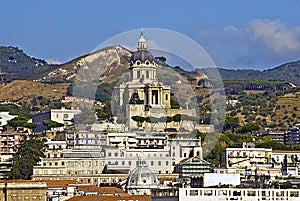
[32,107,81,133]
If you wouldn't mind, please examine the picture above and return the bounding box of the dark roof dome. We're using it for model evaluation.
[131,50,154,63]
[131,30,154,63]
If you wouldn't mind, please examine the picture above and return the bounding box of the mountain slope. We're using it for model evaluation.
[0,46,57,80]
[37,45,132,83]
[0,80,68,102]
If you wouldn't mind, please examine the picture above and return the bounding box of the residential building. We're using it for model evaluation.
[0,130,25,180]
[223,142,272,178]
[32,107,81,133]
[284,127,300,144]
[32,131,198,184]
[175,156,211,179]
[263,128,285,143]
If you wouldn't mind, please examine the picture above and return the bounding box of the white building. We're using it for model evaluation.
[0,112,18,130]
[32,131,202,184]
[224,142,272,169]
[32,108,81,132]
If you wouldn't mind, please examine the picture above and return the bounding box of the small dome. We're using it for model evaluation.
[131,50,154,63]
[126,164,158,188]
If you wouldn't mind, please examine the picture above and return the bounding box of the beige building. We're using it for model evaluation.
[224,142,272,178]
[0,180,47,201]
[113,31,196,131]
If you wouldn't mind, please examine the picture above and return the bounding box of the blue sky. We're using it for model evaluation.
[0,0,300,70]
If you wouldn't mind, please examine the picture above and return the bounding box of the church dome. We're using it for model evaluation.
[126,160,158,189]
[131,50,154,63]
[131,30,155,64]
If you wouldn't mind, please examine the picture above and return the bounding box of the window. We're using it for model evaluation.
[122,161,125,165]
[128,161,131,165]
[166,161,169,166]
[55,162,58,166]
[137,70,140,78]
[108,152,111,157]
[151,161,154,166]
[146,71,149,78]
[62,162,65,166]
[158,161,161,166]
[114,152,118,157]
[115,161,118,165]
[165,94,168,100]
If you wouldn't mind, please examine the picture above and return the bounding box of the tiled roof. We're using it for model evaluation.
[77,186,125,194]
[2,180,46,184]
[44,179,79,188]
[66,195,152,201]
[273,150,300,153]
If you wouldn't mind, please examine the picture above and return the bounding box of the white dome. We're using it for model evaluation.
[126,159,159,193]
[127,166,158,187]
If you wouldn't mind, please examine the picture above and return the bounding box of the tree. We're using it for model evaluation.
[131,116,145,127]
[170,98,180,109]
[8,135,46,180]
[43,120,64,129]
[223,116,239,133]
[6,116,37,130]
[236,122,260,134]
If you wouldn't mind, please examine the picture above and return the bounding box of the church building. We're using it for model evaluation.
[114,31,196,131]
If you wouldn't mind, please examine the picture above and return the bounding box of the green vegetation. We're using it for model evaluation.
[6,116,36,130]
[0,46,56,80]
[43,119,64,129]
[8,135,46,180]
[0,104,31,118]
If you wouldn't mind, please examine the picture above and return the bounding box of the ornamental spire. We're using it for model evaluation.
[137,28,147,50]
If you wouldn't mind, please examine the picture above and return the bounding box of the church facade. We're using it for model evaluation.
[114,31,196,131]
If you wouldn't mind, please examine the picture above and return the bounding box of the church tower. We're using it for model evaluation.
[115,31,171,130]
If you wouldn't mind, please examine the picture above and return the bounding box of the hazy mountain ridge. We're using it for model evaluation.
[0,45,299,86]
[196,60,300,85]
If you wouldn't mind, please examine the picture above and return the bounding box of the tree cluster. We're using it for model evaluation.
[8,135,46,180]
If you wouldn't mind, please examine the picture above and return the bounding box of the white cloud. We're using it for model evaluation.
[247,19,300,53]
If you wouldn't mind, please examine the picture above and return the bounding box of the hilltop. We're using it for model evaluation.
[0,46,57,80]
